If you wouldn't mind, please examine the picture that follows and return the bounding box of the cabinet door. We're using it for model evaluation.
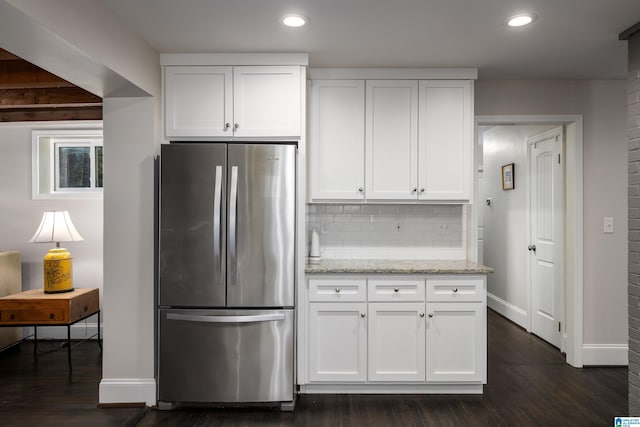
[165,66,233,138]
[309,302,367,382]
[418,80,472,201]
[426,302,485,382]
[365,80,418,200]
[233,66,301,138]
[368,302,425,381]
[309,80,365,200]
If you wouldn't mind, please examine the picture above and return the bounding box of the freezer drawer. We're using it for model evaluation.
[158,308,294,404]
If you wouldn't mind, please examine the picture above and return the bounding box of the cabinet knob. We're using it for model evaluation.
[412,188,417,193]
[428,313,434,318]
[49,313,55,320]
[420,188,425,193]
[394,288,399,293]
[420,313,425,318]
[234,123,239,130]
[335,288,341,293]
[224,123,230,129]
[453,288,458,293]
[360,313,366,318]
[358,187,364,193]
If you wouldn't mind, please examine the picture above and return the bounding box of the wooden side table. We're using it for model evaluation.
[0,288,101,370]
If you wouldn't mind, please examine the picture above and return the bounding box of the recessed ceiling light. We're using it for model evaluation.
[506,14,537,27]
[281,14,308,27]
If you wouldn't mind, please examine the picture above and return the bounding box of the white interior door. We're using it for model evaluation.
[528,126,563,349]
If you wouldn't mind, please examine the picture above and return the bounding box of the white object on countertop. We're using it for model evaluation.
[309,228,321,264]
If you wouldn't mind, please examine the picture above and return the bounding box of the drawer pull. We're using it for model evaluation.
[394,288,399,293]
[335,288,341,293]
[452,288,458,293]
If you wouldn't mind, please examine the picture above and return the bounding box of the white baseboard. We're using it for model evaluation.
[582,344,628,366]
[487,292,528,329]
[21,323,101,341]
[99,378,156,406]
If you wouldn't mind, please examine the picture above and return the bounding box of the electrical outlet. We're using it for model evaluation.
[604,217,614,234]
[395,222,401,232]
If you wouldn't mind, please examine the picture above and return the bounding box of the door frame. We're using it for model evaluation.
[472,115,583,367]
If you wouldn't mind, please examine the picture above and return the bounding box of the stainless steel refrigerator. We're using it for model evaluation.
[157,142,296,409]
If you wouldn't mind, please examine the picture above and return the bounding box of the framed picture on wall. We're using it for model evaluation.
[502,163,515,190]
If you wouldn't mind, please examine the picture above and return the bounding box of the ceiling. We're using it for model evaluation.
[102,0,640,80]
[0,48,101,122]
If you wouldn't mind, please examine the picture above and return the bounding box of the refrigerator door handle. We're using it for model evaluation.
[213,165,223,285]
[166,313,285,323]
[229,165,238,286]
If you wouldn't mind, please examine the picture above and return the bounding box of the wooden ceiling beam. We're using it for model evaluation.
[0,87,101,108]
[0,60,72,89]
[0,106,103,122]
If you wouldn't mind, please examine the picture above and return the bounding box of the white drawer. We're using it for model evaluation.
[426,278,484,302]
[309,278,367,302]
[367,279,425,302]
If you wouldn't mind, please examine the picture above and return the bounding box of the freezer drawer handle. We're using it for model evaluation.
[229,165,239,286]
[166,313,285,324]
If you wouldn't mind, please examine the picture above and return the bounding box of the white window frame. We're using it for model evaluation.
[32,128,103,199]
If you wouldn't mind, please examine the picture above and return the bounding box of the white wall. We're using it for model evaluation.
[476,80,629,363]
[0,122,103,294]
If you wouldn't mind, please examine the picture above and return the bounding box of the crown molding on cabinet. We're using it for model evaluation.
[160,53,309,66]
[309,68,477,80]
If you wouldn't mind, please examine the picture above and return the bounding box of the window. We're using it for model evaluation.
[32,128,103,199]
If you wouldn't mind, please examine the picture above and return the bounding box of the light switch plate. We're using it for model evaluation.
[604,217,614,234]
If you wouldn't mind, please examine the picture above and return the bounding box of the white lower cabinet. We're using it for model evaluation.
[303,275,486,393]
[368,302,425,381]
[309,302,367,382]
[426,302,485,382]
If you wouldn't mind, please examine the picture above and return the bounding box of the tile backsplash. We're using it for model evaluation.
[305,204,466,260]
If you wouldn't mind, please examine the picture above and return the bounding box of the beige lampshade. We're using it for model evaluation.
[29,211,84,244]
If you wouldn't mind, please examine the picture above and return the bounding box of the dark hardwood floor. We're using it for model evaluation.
[0,310,627,426]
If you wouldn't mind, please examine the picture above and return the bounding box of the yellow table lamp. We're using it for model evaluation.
[29,211,83,294]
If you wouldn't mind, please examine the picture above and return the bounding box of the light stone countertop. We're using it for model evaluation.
[305,259,494,275]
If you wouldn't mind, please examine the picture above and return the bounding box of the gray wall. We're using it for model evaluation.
[476,80,629,362]
[628,32,640,416]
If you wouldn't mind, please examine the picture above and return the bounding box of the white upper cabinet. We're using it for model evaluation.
[365,80,418,200]
[232,66,301,138]
[165,65,301,139]
[165,66,232,138]
[418,80,472,201]
[307,70,474,203]
[309,80,365,200]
